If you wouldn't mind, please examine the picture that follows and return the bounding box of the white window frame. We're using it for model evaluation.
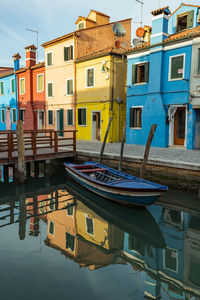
[19,78,25,95]
[10,78,15,94]
[66,78,74,96]
[130,106,143,129]
[163,247,178,273]
[47,82,54,98]
[46,51,53,67]
[85,214,94,236]
[66,108,74,126]
[37,73,44,93]
[132,60,148,85]
[64,44,74,62]
[78,107,87,127]
[19,109,25,123]
[168,53,185,81]
[1,109,6,123]
[48,220,55,236]
[86,67,95,88]
[48,110,54,125]
[0,81,4,96]
[12,108,17,123]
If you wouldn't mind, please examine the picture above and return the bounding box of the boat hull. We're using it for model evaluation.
[65,165,164,207]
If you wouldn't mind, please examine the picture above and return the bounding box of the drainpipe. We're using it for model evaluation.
[74,33,77,140]
[12,53,21,126]
[110,54,115,141]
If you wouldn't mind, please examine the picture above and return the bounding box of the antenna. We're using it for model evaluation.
[135,0,144,27]
[25,28,39,62]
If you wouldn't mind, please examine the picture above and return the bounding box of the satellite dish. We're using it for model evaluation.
[136,27,145,38]
[112,23,126,37]
[132,38,143,47]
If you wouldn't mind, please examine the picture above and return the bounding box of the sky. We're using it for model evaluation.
[1,0,200,67]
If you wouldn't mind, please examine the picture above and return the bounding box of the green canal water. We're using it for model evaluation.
[0,167,200,300]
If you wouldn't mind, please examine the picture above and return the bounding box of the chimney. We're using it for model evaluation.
[150,6,171,45]
[12,52,21,71]
[25,44,37,68]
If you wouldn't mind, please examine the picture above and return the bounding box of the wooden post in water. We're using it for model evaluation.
[140,124,157,179]
[98,117,112,164]
[118,121,126,171]
[16,120,25,184]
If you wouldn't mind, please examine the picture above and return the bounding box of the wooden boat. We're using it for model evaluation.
[64,161,168,207]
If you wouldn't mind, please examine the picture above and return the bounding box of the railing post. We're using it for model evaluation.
[54,131,58,153]
[32,132,37,158]
[73,131,76,153]
[50,130,53,148]
[8,132,12,159]
[16,120,25,184]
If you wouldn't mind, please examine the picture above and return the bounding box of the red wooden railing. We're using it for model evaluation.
[0,130,76,163]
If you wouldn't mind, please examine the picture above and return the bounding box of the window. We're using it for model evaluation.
[47,82,53,97]
[11,79,15,93]
[49,221,54,235]
[12,109,17,123]
[132,62,149,84]
[37,74,44,92]
[49,198,55,211]
[197,49,200,74]
[86,216,94,235]
[47,52,53,66]
[66,233,75,251]
[0,82,4,95]
[66,203,74,216]
[164,248,178,272]
[64,46,73,61]
[66,79,73,95]
[130,107,142,128]
[66,109,73,126]
[19,109,25,123]
[176,10,194,32]
[169,55,184,80]
[1,110,5,123]
[79,23,84,30]
[48,110,53,125]
[78,108,86,125]
[86,68,94,87]
[20,78,25,94]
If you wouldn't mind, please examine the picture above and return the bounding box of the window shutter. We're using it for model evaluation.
[11,79,15,93]
[60,109,64,130]
[144,62,149,82]
[132,65,137,84]
[48,83,52,96]
[47,53,52,66]
[187,10,194,28]
[0,82,4,95]
[130,108,134,127]
[64,47,69,61]
[175,15,179,32]
[78,109,81,124]
[70,46,73,60]
[82,109,86,125]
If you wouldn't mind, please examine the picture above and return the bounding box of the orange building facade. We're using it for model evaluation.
[16,45,46,130]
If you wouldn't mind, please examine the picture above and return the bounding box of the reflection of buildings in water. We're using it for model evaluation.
[45,195,125,270]
[123,206,200,300]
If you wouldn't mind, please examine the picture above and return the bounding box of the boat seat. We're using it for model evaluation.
[80,168,106,173]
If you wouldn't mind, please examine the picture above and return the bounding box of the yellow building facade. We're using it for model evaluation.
[75,51,127,142]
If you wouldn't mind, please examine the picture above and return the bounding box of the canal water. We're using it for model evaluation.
[0,168,200,300]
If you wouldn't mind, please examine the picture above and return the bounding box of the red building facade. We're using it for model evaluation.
[16,45,46,130]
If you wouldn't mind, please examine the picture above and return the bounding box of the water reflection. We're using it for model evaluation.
[0,178,200,299]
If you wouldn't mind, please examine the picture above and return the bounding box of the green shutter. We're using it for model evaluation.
[87,69,94,87]
[11,79,15,93]
[144,62,149,82]
[48,83,52,97]
[86,217,94,235]
[12,109,16,123]
[59,109,64,136]
[67,80,73,95]
[47,53,52,66]
[187,10,194,28]
[82,108,86,125]
[0,82,4,95]
[67,109,73,125]
[130,108,134,127]
[175,14,179,32]
[64,47,69,61]
[132,65,137,84]
[70,46,73,60]
[171,55,184,79]
[49,221,54,234]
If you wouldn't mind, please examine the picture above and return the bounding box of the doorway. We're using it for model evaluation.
[92,111,101,141]
[38,110,45,130]
[174,107,186,146]
[56,109,64,136]
[6,108,11,130]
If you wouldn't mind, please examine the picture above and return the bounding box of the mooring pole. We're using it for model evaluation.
[118,121,126,171]
[98,117,112,164]
[140,124,157,179]
[16,120,25,184]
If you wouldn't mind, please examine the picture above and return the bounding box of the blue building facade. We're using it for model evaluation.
[126,4,200,149]
[0,54,20,131]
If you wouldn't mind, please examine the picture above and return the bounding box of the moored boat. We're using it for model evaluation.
[64,161,168,207]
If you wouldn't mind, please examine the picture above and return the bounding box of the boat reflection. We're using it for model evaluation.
[0,178,200,299]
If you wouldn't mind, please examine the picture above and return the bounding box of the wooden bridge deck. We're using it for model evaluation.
[0,129,76,165]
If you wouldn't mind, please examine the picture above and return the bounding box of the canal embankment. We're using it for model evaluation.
[76,141,200,192]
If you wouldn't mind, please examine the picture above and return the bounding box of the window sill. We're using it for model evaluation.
[193,74,200,78]
[86,85,95,89]
[134,82,147,86]
[168,78,184,81]
[78,124,87,127]
[130,127,142,129]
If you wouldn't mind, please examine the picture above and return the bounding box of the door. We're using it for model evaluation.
[92,112,101,141]
[38,111,45,130]
[6,109,11,130]
[174,107,186,146]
